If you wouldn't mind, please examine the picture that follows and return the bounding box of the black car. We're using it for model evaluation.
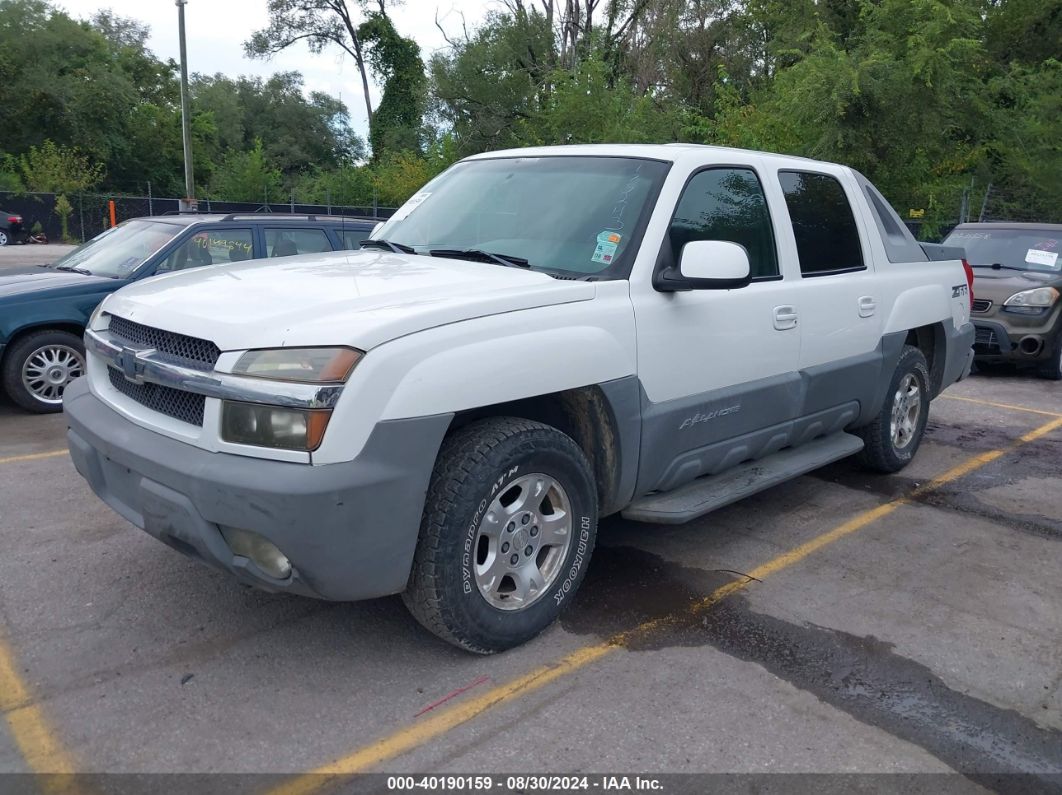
[0,213,377,412]
[0,210,24,246]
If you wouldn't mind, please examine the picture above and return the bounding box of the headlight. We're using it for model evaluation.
[1003,287,1059,314]
[221,401,331,451]
[232,347,362,382]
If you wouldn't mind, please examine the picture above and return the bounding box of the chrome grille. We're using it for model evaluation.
[107,367,205,426]
[971,298,992,313]
[108,316,220,370]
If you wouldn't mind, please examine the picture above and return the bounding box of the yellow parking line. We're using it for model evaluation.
[939,393,1062,418]
[0,635,75,776]
[0,450,68,466]
[267,414,1062,793]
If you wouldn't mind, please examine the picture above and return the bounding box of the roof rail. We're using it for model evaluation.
[217,213,378,223]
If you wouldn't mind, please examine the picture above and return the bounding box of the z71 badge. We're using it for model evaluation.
[952,284,969,298]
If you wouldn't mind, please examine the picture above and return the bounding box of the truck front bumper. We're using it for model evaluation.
[64,378,451,601]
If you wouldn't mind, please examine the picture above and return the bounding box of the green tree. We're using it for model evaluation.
[982,59,1062,221]
[430,9,556,156]
[706,0,988,228]
[193,72,364,178]
[53,194,74,242]
[0,1,179,181]
[371,150,437,206]
[245,0,378,132]
[358,12,426,157]
[207,140,283,203]
[294,165,375,206]
[0,153,22,191]
[20,140,104,194]
[984,0,1062,68]
[524,57,687,145]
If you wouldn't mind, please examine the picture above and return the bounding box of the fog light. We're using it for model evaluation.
[219,526,292,579]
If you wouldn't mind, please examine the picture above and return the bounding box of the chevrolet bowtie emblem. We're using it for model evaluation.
[116,346,152,384]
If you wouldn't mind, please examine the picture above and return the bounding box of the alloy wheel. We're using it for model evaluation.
[472,473,574,611]
[21,344,85,405]
[890,372,921,450]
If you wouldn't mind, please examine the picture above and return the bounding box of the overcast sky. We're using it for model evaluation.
[57,0,495,139]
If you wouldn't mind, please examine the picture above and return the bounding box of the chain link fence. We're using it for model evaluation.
[4,182,1046,248]
[902,181,1051,242]
[0,191,396,244]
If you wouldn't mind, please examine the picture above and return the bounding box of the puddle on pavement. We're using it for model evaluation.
[809,440,1062,543]
[563,544,1062,789]
[922,419,1024,454]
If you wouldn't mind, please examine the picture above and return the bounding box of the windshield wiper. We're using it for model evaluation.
[971,262,1024,272]
[429,249,531,269]
[359,239,415,254]
[54,265,93,275]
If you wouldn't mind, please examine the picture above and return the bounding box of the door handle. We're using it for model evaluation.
[858,296,877,318]
[773,305,798,330]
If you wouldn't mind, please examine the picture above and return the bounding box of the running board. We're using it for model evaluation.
[622,433,865,525]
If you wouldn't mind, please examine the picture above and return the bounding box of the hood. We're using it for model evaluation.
[102,250,596,351]
[970,267,1061,303]
[0,267,119,300]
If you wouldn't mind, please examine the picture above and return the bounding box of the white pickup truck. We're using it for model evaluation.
[65,144,975,652]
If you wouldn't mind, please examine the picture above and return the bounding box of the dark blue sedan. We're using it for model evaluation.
[0,213,376,412]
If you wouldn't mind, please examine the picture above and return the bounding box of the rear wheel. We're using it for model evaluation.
[403,417,598,653]
[0,229,9,246]
[1037,331,1062,381]
[858,345,930,473]
[2,330,86,413]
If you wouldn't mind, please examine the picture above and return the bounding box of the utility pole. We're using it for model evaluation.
[176,0,197,212]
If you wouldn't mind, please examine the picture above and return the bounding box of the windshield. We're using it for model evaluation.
[944,228,1061,274]
[373,156,670,277]
[52,219,184,278]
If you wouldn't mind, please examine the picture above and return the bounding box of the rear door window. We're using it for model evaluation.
[265,228,333,258]
[158,228,254,272]
[779,171,865,276]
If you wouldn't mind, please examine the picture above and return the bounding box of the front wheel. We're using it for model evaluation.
[403,417,598,653]
[858,345,930,473]
[2,329,86,413]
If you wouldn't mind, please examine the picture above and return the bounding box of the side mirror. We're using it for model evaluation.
[655,240,752,291]
[371,221,384,237]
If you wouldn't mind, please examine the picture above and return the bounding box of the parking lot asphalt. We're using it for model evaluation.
[0,244,76,271]
[0,372,1059,788]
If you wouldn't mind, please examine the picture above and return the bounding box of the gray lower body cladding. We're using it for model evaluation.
[64,378,452,601]
[635,322,974,496]
[945,321,976,382]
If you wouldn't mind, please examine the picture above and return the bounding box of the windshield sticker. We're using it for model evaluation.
[391,192,431,221]
[597,230,622,245]
[591,240,619,265]
[1026,248,1059,268]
